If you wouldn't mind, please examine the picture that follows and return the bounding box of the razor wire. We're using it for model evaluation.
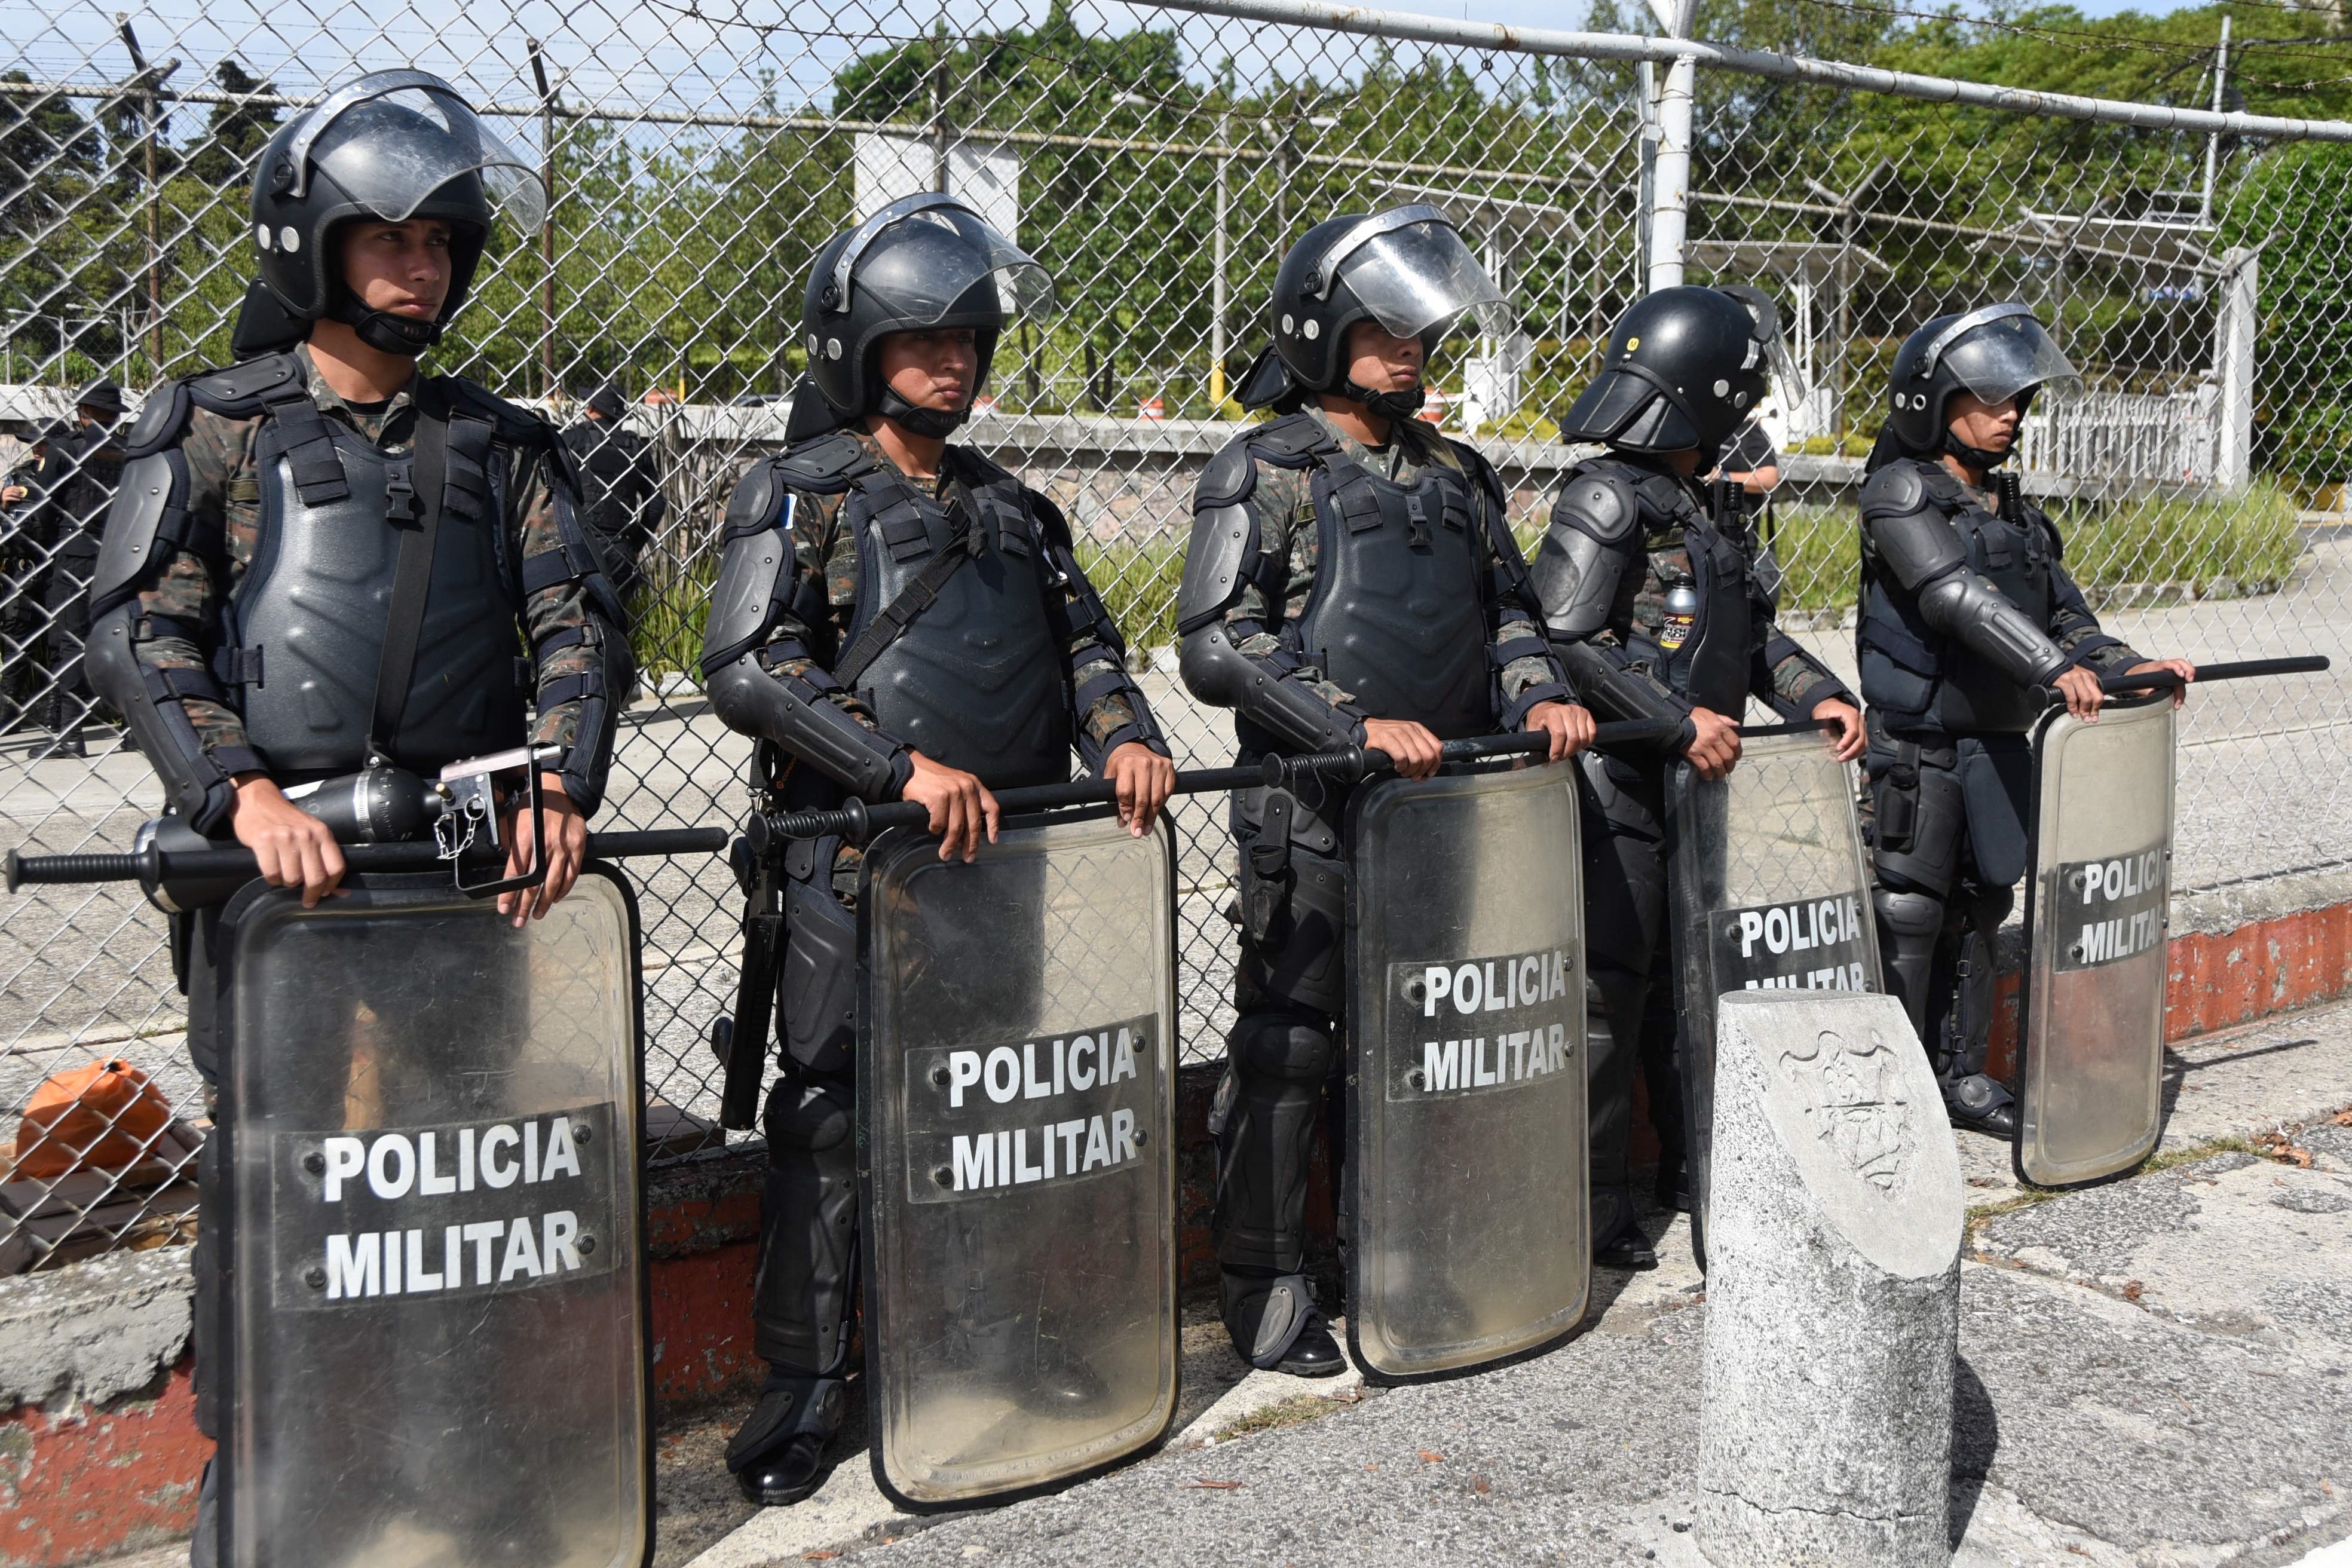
[2,0,2347,1270]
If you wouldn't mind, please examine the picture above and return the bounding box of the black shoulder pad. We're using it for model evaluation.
[772,430,873,494]
[186,352,302,416]
[1197,434,1258,509]
[1551,464,1639,543]
[949,445,1019,489]
[121,381,193,457]
[1858,461,1929,518]
[445,376,556,446]
[1021,482,1075,548]
[1245,411,1336,468]
[722,461,785,536]
[1916,463,1968,509]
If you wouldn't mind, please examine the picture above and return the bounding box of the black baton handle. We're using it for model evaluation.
[1737,717,1836,739]
[4,826,728,895]
[2093,654,2330,696]
[755,719,1685,844]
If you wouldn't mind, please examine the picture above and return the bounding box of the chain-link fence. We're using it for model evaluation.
[4,0,2348,1270]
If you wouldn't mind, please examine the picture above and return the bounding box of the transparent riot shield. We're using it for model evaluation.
[859,812,1178,1509]
[1667,727,1881,1263]
[2016,693,2176,1188]
[1346,760,1588,1382]
[216,868,649,1568]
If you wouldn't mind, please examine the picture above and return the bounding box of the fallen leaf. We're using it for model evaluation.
[1187,1478,1246,1491]
[1363,1463,1380,1472]
[1419,1450,1446,1464]
[1471,1474,1492,1496]
[801,1554,840,1563]
[2333,1108,2352,1127]
[2067,1546,2092,1557]
[1329,1389,1364,1404]
[2121,1280,2145,1302]
[2325,1479,2337,1496]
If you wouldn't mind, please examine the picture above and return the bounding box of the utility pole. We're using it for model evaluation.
[1212,108,1230,408]
[528,39,559,400]
[2201,15,2231,225]
[115,17,176,372]
[930,39,951,194]
[1643,0,1695,291]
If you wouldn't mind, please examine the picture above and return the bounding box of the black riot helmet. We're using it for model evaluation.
[1558,286,1770,461]
[794,193,1054,440]
[241,69,544,358]
[1235,204,1512,418]
[1879,303,2079,469]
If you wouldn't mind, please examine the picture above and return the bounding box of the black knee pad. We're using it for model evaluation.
[1872,758,1964,901]
[1236,847,1349,1018]
[1212,1014,1335,1275]
[1873,883,1948,1042]
[754,1079,859,1375]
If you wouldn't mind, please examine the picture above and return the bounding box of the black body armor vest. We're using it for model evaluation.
[1858,463,2054,734]
[1600,460,1756,716]
[225,396,528,780]
[816,437,1073,789]
[1257,416,1493,740]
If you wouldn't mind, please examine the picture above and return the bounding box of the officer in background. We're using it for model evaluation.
[562,379,666,605]
[701,192,1174,1506]
[1177,205,1592,1376]
[2,422,67,730]
[81,71,626,1563]
[1857,303,2193,1135]
[1531,286,1863,1267]
[33,381,128,754]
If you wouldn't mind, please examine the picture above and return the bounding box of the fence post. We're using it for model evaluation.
[1645,0,1695,290]
[2216,246,2258,492]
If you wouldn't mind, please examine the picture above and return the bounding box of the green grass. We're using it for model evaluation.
[619,476,2304,684]
[1765,476,2305,615]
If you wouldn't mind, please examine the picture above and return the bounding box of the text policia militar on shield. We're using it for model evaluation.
[2053,847,2168,972]
[276,1102,618,1307]
[908,1017,1156,1201]
[1708,894,1873,993]
[1391,948,1577,1101]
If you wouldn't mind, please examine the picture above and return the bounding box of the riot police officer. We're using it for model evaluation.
[1857,303,2193,1135]
[1176,204,1592,1376]
[81,70,627,1564]
[562,380,666,604]
[701,192,1174,1506]
[1530,286,1863,1267]
[32,382,128,754]
[2,421,67,730]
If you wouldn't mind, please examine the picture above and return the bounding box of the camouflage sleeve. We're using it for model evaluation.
[2048,558,2139,672]
[513,448,610,757]
[1475,498,1572,728]
[1751,598,1852,719]
[130,407,258,768]
[755,488,889,734]
[1040,520,1166,770]
[1223,464,1361,714]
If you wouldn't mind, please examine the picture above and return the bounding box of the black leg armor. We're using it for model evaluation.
[1870,739,2017,1131]
[1576,752,1669,1243]
[752,1077,859,1377]
[1211,1013,1337,1275]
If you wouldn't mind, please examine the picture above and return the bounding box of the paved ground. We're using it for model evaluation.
[448,996,2352,1568]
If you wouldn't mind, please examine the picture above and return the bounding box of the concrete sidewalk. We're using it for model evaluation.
[639,997,2352,1568]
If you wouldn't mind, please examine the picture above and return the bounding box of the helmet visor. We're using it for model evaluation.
[1933,308,2080,407]
[1331,215,1513,344]
[298,72,545,235]
[842,194,1056,324]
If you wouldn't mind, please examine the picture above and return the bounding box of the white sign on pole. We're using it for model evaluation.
[853,131,1022,243]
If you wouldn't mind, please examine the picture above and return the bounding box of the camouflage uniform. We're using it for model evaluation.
[124,346,606,775]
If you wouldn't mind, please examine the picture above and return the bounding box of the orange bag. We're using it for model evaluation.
[11,1059,174,1179]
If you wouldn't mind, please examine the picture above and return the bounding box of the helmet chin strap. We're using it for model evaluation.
[1940,426,2013,473]
[875,387,968,440]
[1341,379,1426,424]
[330,289,440,357]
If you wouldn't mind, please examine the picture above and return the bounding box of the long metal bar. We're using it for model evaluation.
[1144,0,2352,144]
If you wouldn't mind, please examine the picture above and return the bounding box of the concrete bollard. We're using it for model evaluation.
[1694,991,1965,1568]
